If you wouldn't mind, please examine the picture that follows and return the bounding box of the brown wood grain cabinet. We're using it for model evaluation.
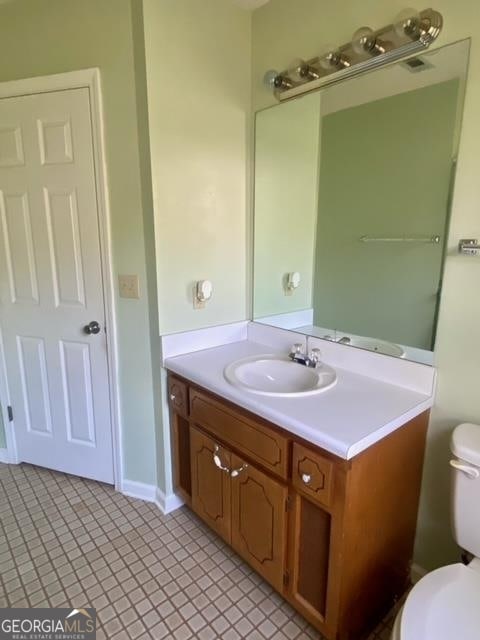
[190,426,232,543]
[230,453,287,592]
[168,374,429,640]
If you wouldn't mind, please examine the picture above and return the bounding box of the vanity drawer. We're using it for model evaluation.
[189,389,288,479]
[292,443,333,508]
[168,376,189,418]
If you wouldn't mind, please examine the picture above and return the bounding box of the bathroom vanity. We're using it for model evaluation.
[165,339,432,640]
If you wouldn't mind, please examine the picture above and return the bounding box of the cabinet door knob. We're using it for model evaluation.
[170,393,176,401]
[301,473,311,484]
[213,445,230,473]
[231,464,248,478]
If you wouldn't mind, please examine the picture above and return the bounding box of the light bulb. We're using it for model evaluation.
[352,27,374,54]
[319,44,338,69]
[319,46,351,70]
[289,58,320,82]
[263,69,293,91]
[393,8,421,39]
[352,26,388,56]
[263,69,279,89]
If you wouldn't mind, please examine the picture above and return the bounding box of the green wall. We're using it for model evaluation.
[252,0,480,571]
[254,93,320,317]
[141,0,251,491]
[143,0,251,336]
[0,0,158,484]
[314,80,459,349]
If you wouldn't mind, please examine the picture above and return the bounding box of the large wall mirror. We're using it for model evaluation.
[253,40,470,364]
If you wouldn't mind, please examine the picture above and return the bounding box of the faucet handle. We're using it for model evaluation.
[310,347,321,365]
[289,343,305,361]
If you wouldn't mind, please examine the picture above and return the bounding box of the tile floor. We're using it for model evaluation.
[0,463,396,639]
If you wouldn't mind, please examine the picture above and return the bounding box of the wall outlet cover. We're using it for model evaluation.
[119,274,140,299]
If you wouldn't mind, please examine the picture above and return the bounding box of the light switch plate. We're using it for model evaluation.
[119,275,140,299]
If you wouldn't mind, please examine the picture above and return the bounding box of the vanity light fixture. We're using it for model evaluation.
[290,58,320,81]
[263,7,443,101]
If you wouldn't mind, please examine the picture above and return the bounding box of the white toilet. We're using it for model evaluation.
[391,423,480,639]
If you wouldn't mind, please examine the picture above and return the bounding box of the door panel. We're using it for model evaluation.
[59,340,95,445]
[0,125,24,167]
[0,88,113,483]
[16,335,52,435]
[288,492,331,625]
[43,187,85,307]
[190,426,231,543]
[0,191,38,303]
[231,454,287,592]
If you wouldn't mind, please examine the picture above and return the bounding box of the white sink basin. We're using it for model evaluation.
[345,336,405,358]
[224,354,337,397]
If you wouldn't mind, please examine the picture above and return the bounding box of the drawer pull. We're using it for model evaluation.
[213,445,230,474]
[301,473,312,485]
[231,464,248,478]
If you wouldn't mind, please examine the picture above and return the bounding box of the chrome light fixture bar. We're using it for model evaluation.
[264,8,443,102]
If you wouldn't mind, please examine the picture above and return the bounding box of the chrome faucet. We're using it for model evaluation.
[288,344,321,368]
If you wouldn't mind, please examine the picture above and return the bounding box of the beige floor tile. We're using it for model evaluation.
[0,462,396,639]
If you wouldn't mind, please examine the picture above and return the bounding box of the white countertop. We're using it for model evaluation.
[164,339,433,460]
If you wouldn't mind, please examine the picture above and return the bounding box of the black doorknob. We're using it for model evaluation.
[84,321,101,335]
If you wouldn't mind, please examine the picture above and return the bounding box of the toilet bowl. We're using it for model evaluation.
[391,560,480,639]
[392,423,480,639]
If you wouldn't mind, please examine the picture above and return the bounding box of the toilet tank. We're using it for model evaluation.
[451,423,480,557]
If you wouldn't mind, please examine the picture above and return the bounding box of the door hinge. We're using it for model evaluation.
[283,571,289,587]
[7,405,13,422]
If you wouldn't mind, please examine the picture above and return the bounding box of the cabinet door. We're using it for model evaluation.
[287,491,331,627]
[231,454,287,592]
[190,426,231,544]
[170,411,192,505]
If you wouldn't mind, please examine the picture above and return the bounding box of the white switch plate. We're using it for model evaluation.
[119,275,140,299]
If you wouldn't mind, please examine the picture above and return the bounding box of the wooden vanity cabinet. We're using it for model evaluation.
[167,376,191,505]
[190,426,232,542]
[189,423,288,592]
[230,453,287,592]
[167,374,429,640]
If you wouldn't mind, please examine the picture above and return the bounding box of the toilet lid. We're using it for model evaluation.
[401,563,480,640]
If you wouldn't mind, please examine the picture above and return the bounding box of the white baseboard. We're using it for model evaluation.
[120,479,157,502]
[0,448,10,463]
[120,479,184,515]
[155,488,184,515]
[411,563,427,584]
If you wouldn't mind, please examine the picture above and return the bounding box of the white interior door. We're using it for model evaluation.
[0,87,114,484]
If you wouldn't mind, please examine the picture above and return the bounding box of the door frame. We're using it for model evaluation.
[0,68,123,489]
